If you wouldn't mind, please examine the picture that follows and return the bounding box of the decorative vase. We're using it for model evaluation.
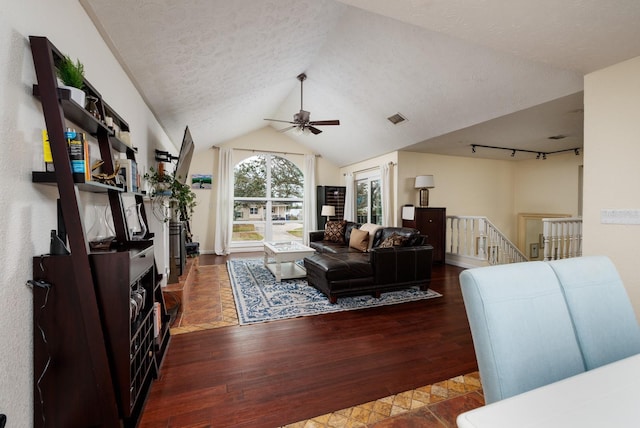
[137,203,148,239]
[126,203,148,240]
[85,95,101,120]
[88,204,115,251]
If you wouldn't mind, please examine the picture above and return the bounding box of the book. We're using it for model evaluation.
[119,158,138,192]
[42,130,54,172]
[66,129,83,174]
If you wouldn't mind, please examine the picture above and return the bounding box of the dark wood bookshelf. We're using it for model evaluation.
[29,35,170,428]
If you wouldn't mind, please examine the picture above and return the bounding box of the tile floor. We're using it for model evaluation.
[163,259,485,427]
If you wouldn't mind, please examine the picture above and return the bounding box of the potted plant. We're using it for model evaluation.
[145,166,197,224]
[56,54,86,107]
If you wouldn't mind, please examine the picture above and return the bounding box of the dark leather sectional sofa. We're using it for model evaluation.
[304,221,434,303]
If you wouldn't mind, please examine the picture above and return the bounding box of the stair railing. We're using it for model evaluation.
[447,216,527,265]
[542,217,583,260]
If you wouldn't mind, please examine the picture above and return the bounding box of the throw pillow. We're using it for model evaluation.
[349,228,370,252]
[324,220,347,243]
[379,233,407,248]
[359,223,384,250]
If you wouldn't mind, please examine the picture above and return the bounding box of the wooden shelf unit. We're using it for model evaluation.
[29,35,170,428]
[317,185,346,227]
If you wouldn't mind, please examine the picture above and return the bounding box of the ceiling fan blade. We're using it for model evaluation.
[264,118,296,124]
[308,126,323,135]
[309,120,340,126]
[278,125,296,133]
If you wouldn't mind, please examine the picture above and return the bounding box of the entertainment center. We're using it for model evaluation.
[29,36,171,427]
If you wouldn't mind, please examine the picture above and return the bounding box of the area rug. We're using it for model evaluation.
[227,258,442,325]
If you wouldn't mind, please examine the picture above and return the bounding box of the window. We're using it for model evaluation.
[356,173,382,225]
[232,154,304,245]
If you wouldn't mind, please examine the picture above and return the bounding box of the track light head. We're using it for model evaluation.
[511,150,516,157]
[471,145,476,153]
[575,148,580,155]
[542,153,547,160]
[536,153,541,159]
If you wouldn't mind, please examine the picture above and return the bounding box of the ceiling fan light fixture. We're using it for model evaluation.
[264,73,340,135]
[387,113,407,125]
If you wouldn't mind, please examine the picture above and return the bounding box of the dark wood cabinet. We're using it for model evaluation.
[29,36,170,428]
[317,185,346,227]
[403,207,447,264]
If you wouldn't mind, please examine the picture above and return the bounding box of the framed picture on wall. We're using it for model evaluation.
[191,174,212,189]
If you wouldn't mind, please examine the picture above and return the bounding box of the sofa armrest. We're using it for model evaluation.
[309,230,325,242]
[370,244,433,285]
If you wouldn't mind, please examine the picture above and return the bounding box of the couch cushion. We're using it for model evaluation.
[378,233,407,248]
[305,253,373,282]
[324,220,347,243]
[349,228,369,252]
[360,223,383,250]
[372,227,420,248]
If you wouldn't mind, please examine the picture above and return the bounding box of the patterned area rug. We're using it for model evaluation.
[227,258,442,325]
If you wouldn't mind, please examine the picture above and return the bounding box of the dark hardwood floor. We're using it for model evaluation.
[140,258,477,428]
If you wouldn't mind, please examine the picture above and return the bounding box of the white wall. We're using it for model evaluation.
[192,126,341,253]
[1,1,173,423]
[345,151,582,244]
[513,152,583,217]
[584,55,640,318]
[397,151,516,237]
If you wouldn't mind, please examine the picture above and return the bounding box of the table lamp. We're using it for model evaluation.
[321,205,335,227]
[414,175,435,207]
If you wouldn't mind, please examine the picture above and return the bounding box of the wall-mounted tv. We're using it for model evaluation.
[174,126,195,184]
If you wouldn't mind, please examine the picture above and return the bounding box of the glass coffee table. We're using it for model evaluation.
[263,241,315,282]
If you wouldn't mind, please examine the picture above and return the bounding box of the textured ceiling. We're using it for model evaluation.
[80,0,640,166]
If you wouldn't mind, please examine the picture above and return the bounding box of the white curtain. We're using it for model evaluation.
[381,162,393,226]
[344,172,355,222]
[303,154,317,245]
[214,148,233,255]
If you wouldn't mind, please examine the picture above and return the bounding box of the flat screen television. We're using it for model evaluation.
[174,126,195,184]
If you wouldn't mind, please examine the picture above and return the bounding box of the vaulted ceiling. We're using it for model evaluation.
[80,0,640,165]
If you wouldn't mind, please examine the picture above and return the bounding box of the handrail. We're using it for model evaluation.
[447,216,527,265]
[542,217,583,260]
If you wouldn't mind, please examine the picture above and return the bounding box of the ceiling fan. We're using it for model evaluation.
[264,73,340,135]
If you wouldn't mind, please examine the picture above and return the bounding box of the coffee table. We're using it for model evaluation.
[263,241,315,282]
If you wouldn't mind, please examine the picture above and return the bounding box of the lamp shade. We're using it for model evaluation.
[415,175,435,189]
[321,205,335,216]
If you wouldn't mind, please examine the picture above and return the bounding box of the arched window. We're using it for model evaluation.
[232,154,304,246]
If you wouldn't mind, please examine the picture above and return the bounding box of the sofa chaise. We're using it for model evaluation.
[304,221,434,303]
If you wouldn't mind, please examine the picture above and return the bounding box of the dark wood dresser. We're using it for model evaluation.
[403,207,446,264]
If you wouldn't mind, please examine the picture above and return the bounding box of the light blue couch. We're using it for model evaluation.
[460,256,640,404]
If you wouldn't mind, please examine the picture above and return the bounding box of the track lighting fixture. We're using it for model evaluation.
[470,144,582,159]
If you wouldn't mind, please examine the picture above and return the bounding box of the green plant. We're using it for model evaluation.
[56,55,85,89]
[145,167,197,223]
